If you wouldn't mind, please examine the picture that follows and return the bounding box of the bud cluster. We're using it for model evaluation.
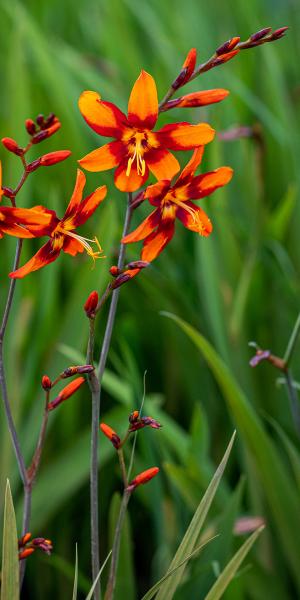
[109,260,150,290]
[18,533,53,560]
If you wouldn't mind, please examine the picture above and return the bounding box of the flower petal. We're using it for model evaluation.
[157,122,215,150]
[9,241,61,278]
[144,180,171,206]
[114,160,149,192]
[0,206,56,237]
[128,71,158,129]
[71,185,107,227]
[141,220,175,261]
[186,166,233,199]
[78,141,125,173]
[0,223,35,238]
[122,209,160,243]
[64,169,86,219]
[63,237,84,256]
[176,201,212,235]
[175,147,204,187]
[78,91,127,137]
[147,148,180,181]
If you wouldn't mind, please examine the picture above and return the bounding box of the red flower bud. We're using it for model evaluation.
[250,27,272,42]
[271,27,289,40]
[216,37,240,55]
[109,265,121,277]
[172,48,197,90]
[26,159,41,173]
[47,377,85,411]
[129,410,140,424]
[19,548,35,560]
[212,49,240,66]
[1,137,23,156]
[31,121,61,144]
[40,150,71,166]
[126,261,150,270]
[127,467,159,490]
[36,114,45,127]
[84,290,99,317]
[162,89,229,111]
[100,423,121,449]
[2,186,15,200]
[42,375,52,390]
[25,119,37,135]
[18,532,32,547]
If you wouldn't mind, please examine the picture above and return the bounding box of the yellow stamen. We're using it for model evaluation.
[63,230,105,266]
[126,138,146,177]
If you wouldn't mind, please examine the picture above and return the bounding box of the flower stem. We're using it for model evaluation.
[117,449,128,488]
[104,489,132,600]
[284,312,300,366]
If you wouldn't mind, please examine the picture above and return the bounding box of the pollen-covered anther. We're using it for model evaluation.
[57,226,105,264]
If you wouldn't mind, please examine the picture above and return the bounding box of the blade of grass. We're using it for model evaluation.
[72,545,78,600]
[1,480,19,600]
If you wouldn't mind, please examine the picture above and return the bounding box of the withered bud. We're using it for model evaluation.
[40,150,71,166]
[62,365,94,378]
[109,265,122,277]
[127,467,159,491]
[84,290,99,317]
[41,375,52,390]
[250,27,272,42]
[25,119,37,135]
[2,186,15,200]
[26,159,41,173]
[216,36,240,55]
[100,423,121,449]
[1,137,23,156]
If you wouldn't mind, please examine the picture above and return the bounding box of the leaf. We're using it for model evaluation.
[162,312,300,591]
[141,537,218,600]
[204,526,264,600]
[1,480,19,600]
[72,545,78,600]
[155,432,236,600]
[85,551,112,600]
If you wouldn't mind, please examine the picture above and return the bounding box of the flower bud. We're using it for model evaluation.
[32,121,61,144]
[2,186,15,200]
[127,467,159,490]
[26,159,41,173]
[36,114,45,127]
[18,533,32,547]
[126,261,150,270]
[250,27,272,42]
[1,137,23,156]
[212,49,240,66]
[62,365,94,378]
[109,265,121,277]
[271,27,289,40]
[25,119,37,135]
[84,290,99,317]
[216,37,240,55]
[40,150,71,166]
[47,377,85,411]
[19,548,35,560]
[42,375,52,390]
[172,48,197,90]
[100,423,121,449]
[162,89,229,112]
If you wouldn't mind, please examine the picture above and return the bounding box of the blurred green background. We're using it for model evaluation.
[0,0,300,598]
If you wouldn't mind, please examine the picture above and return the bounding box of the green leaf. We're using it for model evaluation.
[1,480,19,600]
[141,537,217,600]
[204,526,264,600]
[85,551,112,600]
[72,545,78,600]
[155,432,236,600]
[162,312,300,591]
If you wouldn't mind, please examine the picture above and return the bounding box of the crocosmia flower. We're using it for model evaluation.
[78,71,215,192]
[122,147,233,261]
[10,170,106,278]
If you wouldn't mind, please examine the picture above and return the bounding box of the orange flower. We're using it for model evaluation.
[78,70,215,192]
[9,170,106,278]
[122,147,233,261]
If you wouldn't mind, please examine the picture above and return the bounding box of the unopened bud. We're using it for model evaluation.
[25,119,37,135]
[271,27,289,39]
[212,49,240,66]
[216,36,240,55]
[100,423,121,449]
[26,159,41,173]
[126,261,150,270]
[62,365,94,378]
[19,548,35,560]
[36,114,45,127]
[18,533,32,547]
[2,186,15,200]
[48,377,85,411]
[172,48,197,90]
[1,137,23,156]
[84,290,99,317]
[109,265,121,277]
[127,467,159,491]
[32,121,61,144]
[40,150,71,166]
[250,27,272,42]
[44,113,56,128]
[42,375,52,390]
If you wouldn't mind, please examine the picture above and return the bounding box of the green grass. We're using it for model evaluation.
[0,0,299,598]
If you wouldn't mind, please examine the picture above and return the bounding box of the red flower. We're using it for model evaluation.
[122,147,233,261]
[78,70,215,192]
[9,170,106,278]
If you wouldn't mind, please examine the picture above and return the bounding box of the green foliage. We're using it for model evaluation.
[1,481,19,600]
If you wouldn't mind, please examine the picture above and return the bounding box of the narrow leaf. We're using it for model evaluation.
[85,551,112,600]
[72,545,78,600]
[1,480,19,600]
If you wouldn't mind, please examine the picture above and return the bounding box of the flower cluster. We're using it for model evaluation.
[18,533,53,560]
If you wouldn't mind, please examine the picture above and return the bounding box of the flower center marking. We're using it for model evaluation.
[126,134,146,177]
